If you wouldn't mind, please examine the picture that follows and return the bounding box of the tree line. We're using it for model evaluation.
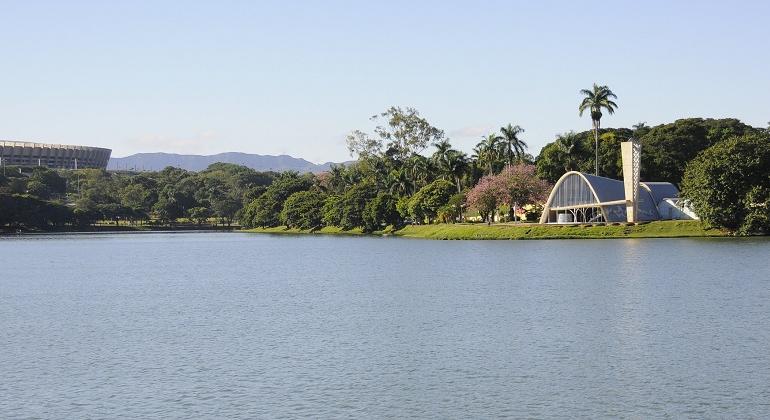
[239,106,547,231]
[0,163,276,230]
[2,100,769,234]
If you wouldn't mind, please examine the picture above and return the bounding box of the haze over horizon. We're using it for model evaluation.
[2,1,768,163]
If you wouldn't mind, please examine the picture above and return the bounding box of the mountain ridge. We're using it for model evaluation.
[108,152,350,173]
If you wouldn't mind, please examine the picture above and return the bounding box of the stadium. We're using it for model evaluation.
[0,140,111,170]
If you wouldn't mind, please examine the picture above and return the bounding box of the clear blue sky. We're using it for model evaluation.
[2,1,768,162]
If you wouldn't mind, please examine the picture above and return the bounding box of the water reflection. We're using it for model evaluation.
[1,233,769,418]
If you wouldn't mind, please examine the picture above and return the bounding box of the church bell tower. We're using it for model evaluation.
[621,137,641,222]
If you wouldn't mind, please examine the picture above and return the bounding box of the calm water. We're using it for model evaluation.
[1,232,770,418]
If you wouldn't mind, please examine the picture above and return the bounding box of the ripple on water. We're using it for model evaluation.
[1,233,770,418]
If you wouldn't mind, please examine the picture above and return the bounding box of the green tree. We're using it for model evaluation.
[362,192,400,232]
[73,196,100,226]
[338,182,378,230]
[187,206,212,226]
[7,178,28,194]
[632,121,650,137]
[153,186,184,225]
[372,106,445,160]
[281,190,326,229]
[26,168,66,199]
[641,118,756,185]
[446,151,469,194]
[536,132,588,182]
[681,132,770,235]
[241,172,313,228]
[212,194,241,226]
[499,124,528,165]
[346,106,445,163]
[321,195,343,227]
[345,129,383,159]
[324,165,349,194]
[431,140,468,193]
[578,83,618,175]
[120,183,151,213]
[431,139,453,172]
[408,179,454,224]
[26,180,51,199]
[535,128,632,183]
[474,133,503,175]
[98,202,131,225]
[437,192,466,223]
[0,194,72,229]
[405,154,431,194]
[385,168,409,197]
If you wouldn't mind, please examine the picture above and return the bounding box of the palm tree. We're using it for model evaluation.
[387,168,410,196]
[578,83,618,175]
[446,150,468,194]
[327,165,347,193]
[499,124,527,165]
[474,133,503,175]
[405,154,430,194]
[431,139,454,180]
[341,167,361,188]
[555,132,585,172]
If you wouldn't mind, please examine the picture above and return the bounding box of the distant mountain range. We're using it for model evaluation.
[108,152,351,173]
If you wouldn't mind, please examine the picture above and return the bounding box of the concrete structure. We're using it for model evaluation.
[539,138,698,223]
[0,141,111,169]
[538,172,696,223]
[621,137,642,222]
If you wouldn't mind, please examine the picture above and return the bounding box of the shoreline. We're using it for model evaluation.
[1,221,737,239]
[0,225,238,236]
[246,220,731,240]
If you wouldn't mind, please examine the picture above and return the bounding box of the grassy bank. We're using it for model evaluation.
[246,220,728,240]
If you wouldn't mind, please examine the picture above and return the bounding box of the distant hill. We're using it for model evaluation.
[108,152,351,173]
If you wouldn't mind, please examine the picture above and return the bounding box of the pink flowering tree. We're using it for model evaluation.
[466,175,502,224]
[493,164,551,222]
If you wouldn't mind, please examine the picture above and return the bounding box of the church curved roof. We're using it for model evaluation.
[541,171,680,222]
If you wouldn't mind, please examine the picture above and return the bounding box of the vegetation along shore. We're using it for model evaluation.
[248,220,727,240]
[3,87,770,237]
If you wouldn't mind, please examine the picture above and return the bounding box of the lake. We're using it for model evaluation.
[1,232,769,418]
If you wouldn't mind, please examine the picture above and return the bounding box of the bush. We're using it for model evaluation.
[681,132,770,234]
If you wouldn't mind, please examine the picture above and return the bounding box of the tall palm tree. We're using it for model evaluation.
[431,139,454,180]
[474,133,503,175]
[578,83,618,175]
[405,154,430,194]
[446,150,468,193]
[499,124,527,166]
